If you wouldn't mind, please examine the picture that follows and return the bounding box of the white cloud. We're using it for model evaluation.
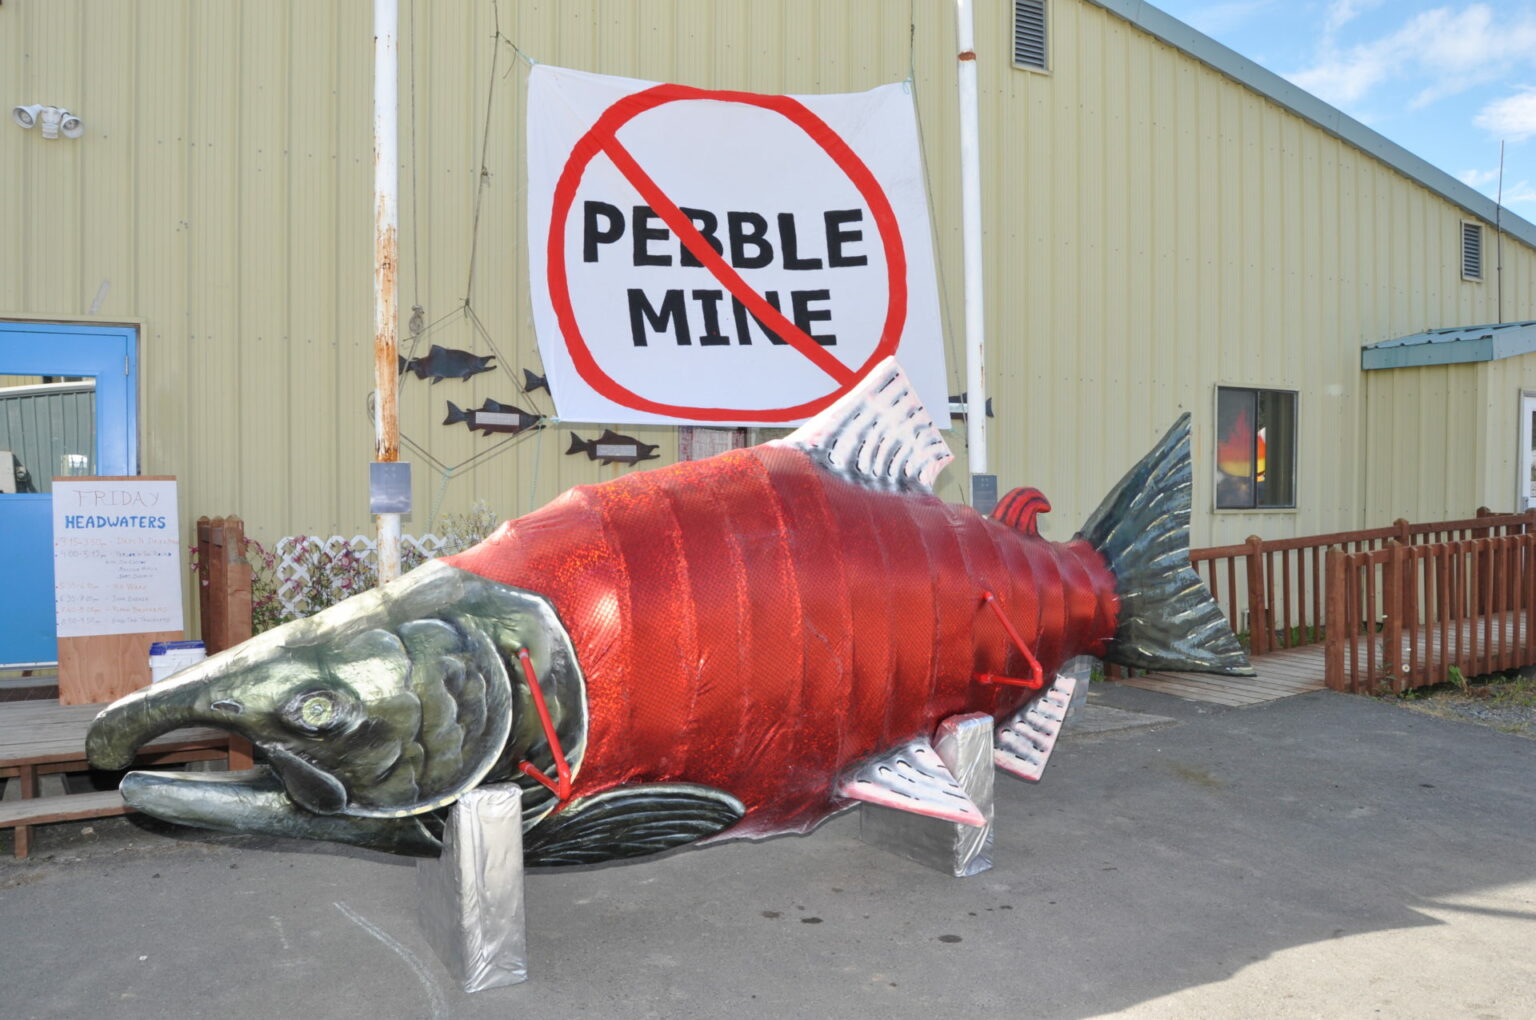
[1324,0,1388,35]
[1475,87,1536,140]
[1288,4,1536,110]
[1499,180,1536,204]
[1460,166,1502,186]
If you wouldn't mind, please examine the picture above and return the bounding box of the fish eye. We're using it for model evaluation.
[300,694,336,727]
[283,690,349,734]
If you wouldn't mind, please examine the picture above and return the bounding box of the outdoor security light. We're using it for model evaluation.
[12,104,83,139]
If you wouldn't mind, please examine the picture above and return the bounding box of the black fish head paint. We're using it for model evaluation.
[86,562,587,856]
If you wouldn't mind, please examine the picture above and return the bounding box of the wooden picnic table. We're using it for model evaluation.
[0,699,233,858]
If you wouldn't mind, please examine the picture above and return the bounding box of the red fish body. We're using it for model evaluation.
[449,443,1118,838]
[87,359,1251,864]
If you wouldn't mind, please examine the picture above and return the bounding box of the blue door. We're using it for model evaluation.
[0,323,138,666]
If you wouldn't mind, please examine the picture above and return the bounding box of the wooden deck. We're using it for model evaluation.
[0,698,233,858]
[1115,643,1329,706]
[1116,609,1535,706]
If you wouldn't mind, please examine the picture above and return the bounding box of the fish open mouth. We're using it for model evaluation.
[85,561,589,855]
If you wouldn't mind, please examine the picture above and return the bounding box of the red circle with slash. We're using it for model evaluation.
[546,83,908,422]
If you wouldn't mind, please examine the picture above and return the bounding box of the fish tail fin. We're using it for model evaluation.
[566,434,587,456]
[443,401,466,425]
[1079,414,1254,676]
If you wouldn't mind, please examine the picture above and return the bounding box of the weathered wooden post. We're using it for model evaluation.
[1244,535,1266,656]
[195,516,255,770]
[1324,547,1345,692]
[1384,541,1407,693]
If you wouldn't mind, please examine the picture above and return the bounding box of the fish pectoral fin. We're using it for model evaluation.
[523,784,745,868]
[994,674,1076,782]
[837,738,987,827]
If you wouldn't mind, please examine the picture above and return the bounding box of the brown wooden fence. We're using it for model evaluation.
[1188,509,1536,658]
[1324,535,1536,694]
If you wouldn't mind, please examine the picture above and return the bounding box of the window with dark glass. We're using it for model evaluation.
[1215,387,1296,509]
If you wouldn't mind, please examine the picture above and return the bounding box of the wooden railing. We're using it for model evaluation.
[1188,509,1536,658]
[1324,534,1536,694]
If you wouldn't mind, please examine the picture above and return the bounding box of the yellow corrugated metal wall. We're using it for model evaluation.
[1474,359,1536,513]
[2,0,1533,553]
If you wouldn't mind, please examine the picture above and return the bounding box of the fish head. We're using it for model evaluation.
[86,561,586,854]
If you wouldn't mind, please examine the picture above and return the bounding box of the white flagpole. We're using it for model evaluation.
[954,0,990,502]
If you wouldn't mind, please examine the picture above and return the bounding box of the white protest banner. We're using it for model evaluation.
[52,476,183,638]
[527,66,950,427]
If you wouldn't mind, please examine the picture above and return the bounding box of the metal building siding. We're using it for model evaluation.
[984,0,1536,546]
[1473,358,1536,513]
[2,0,1535,552]
[0,383,95,486]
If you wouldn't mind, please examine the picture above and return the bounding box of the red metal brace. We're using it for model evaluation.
[975,590,1046,691]
[516,647,573,802]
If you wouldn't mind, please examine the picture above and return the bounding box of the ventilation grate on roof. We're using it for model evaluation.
[1462,221,1483,281]
[1014,0,1047,70]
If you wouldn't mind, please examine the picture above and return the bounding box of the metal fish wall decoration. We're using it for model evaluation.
[444,400,542,437]
[948,392,995,417]
[565,429,660,466]
[399,345,496,384]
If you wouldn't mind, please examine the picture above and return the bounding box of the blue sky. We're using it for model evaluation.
[1151,1,1536,213]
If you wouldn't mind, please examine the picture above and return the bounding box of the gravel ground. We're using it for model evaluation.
[1394,676,1536,737]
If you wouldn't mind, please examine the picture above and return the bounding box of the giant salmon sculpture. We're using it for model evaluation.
[87,361,1251,863]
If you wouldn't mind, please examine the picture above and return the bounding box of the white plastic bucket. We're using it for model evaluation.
[149,640,207,684]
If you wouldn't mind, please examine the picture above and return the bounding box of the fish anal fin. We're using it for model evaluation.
[837,737,987,828]
[995,674,1076,782]
[522,784,744,867]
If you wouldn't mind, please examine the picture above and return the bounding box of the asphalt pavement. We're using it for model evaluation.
[2,683,1532,1019]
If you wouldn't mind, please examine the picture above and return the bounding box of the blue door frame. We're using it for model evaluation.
[0,322,139,666]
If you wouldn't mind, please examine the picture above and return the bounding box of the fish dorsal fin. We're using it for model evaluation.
[773,357,952,494]
[990,487,1051,537]
[836,737,987,827]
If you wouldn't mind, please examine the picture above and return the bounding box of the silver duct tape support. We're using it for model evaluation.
[415,784,528,993]
[858,712,994,877]
[1059,655,1097,721]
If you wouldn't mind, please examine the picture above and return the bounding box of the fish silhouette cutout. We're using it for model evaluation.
[444,399,542,436]
[522,369,549,395]
[947,392,995,418]
[566,429,660,466]
[399,344,496,384]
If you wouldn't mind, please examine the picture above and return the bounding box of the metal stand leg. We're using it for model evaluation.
[858,712,994,877]
[415,785,528,992]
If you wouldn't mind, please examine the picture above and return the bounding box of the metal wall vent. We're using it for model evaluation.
[1014,0,1048,71]
[1462,221,1483,281]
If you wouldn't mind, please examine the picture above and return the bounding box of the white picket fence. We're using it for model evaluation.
[271,533,454,620]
